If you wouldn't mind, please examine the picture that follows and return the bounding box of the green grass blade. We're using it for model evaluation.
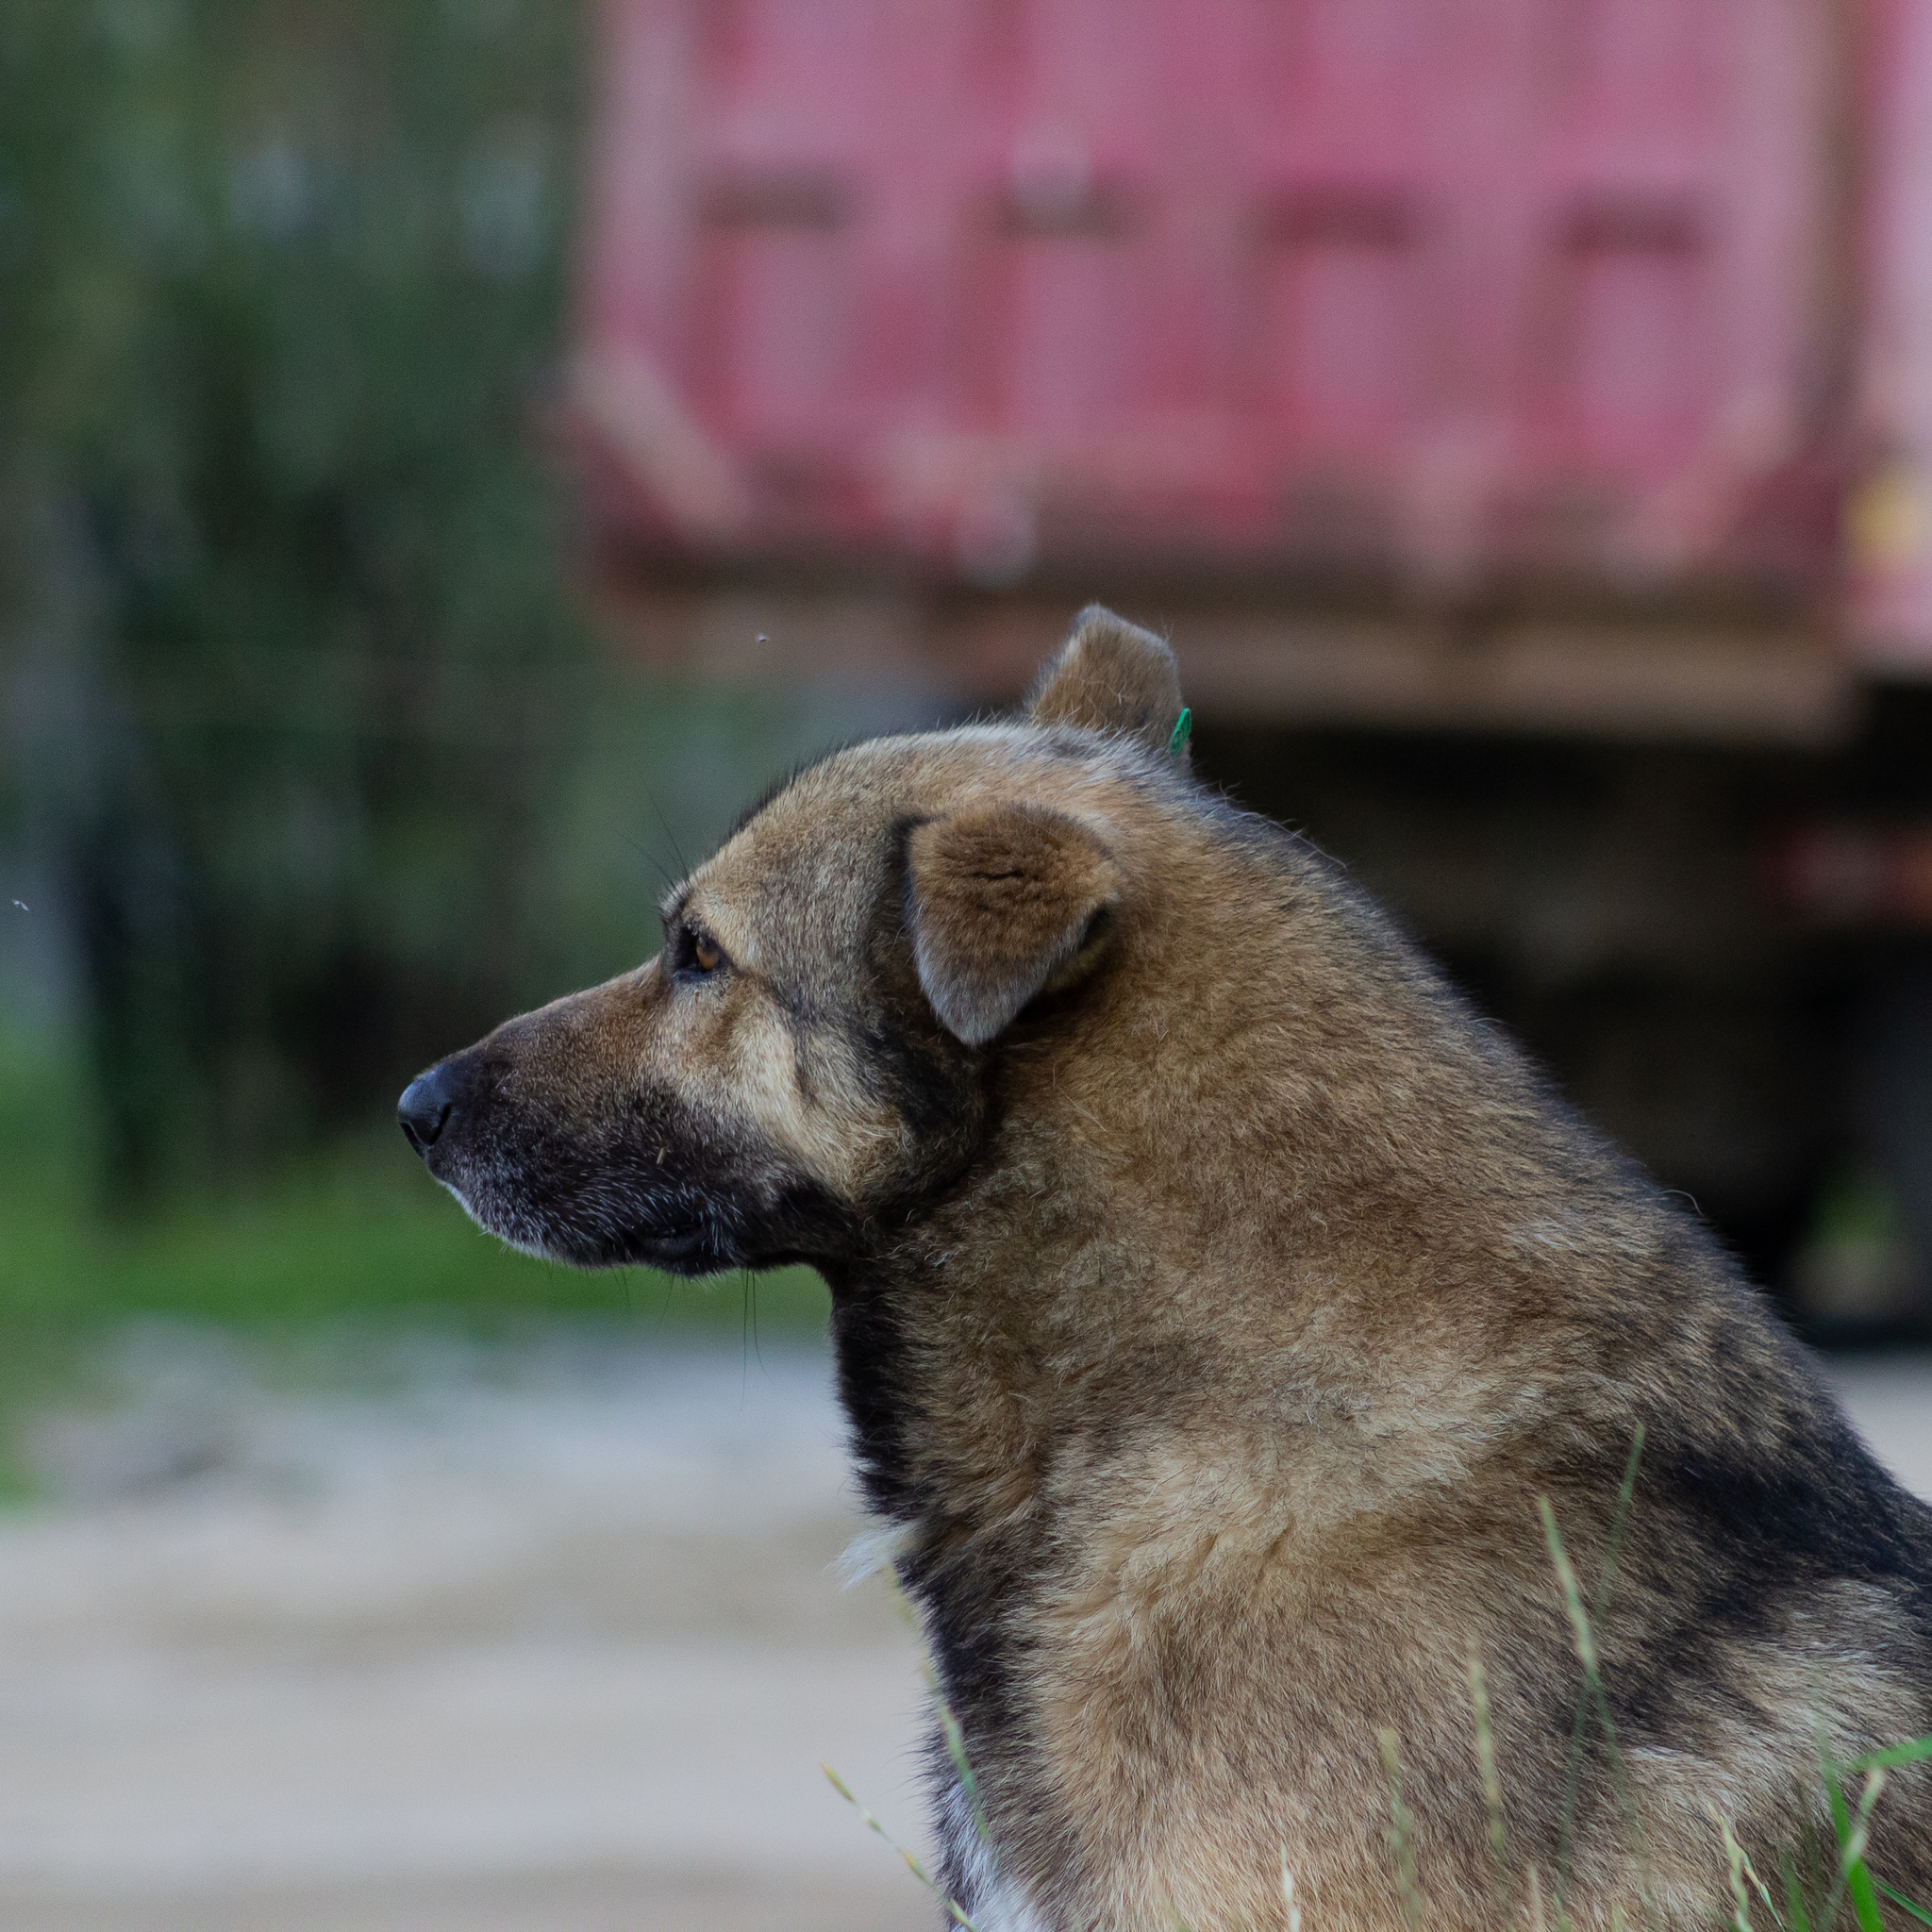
[1843,1769,1889,1932]
[1785,1847,1815,1932]
[1733,1837,1781,1930]
[1818,1751,1857,1932]
[932,1687,992,1849]
[1554,1656,1594,1905]
[1467,1636,1509,1877]
[1849,1736,1932,1773]
[1720,1814,1756,1932]
[1551,1425,1645,1910]
[1846,1863,1886,1932]
[1542,1500,1602,1679]
[888,1568,995,1852]
[1541,1491,1648,1913]
[1818,1755,1890,1932]
[823,1761,984,1932]
[1528,1864,1551,1932]
[1377,1728,1424,1932]
[1878,1883,1932,1929]
[1280,1852,1304,1932]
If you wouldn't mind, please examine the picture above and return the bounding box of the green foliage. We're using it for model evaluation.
[0,0,591,1196]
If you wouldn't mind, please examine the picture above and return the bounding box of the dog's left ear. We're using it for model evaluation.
[905,804,1121,1047]
[1028,605,1187,761]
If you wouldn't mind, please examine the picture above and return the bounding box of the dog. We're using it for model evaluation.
[399,608,1932,1929]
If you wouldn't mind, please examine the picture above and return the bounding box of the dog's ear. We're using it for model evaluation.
[1027,605,1187,760]
[905,804,1121,1047]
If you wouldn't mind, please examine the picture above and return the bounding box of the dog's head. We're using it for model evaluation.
[397,607,1191,1275]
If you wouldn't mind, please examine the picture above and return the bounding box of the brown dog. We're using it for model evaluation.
[399,608,1932,1930]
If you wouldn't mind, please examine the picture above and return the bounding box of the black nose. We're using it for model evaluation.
[398,1065,458,1155]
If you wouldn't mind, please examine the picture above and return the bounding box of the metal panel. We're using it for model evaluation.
[574,0,1838,592]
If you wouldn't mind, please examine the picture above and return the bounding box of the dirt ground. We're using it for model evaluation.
[0,1333,927,1932]
[0,1330,1926,1932]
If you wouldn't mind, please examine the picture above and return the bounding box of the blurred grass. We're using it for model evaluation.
[0,1025,831,1470]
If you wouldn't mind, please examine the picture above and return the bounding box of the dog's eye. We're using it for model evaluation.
[674,923,728,979]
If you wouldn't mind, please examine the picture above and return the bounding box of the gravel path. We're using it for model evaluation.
[0,1329,1925,1932]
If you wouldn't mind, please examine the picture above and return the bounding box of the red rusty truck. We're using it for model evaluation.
[565,0,1932,1325]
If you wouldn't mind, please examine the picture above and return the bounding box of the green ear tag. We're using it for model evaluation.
[1166,707,1192,758]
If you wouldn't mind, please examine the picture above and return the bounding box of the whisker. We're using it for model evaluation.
[641,777,691,879]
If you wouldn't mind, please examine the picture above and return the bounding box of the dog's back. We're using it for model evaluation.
[829,620,1932,1927]
[401,608,1932,1930]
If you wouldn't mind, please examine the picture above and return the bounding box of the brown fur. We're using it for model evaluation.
[400,606,1932,1930]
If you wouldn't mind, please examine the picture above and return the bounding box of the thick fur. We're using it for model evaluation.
[403,607,1932,1929]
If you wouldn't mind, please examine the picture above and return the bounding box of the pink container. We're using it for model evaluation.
[572,0,1883,614]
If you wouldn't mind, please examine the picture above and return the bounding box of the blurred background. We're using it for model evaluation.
[3,2,1932,1928]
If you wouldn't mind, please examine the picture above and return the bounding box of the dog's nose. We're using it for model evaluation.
[398,1065,459,1155]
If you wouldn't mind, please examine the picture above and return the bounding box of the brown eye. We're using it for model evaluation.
[672,920,729,980]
